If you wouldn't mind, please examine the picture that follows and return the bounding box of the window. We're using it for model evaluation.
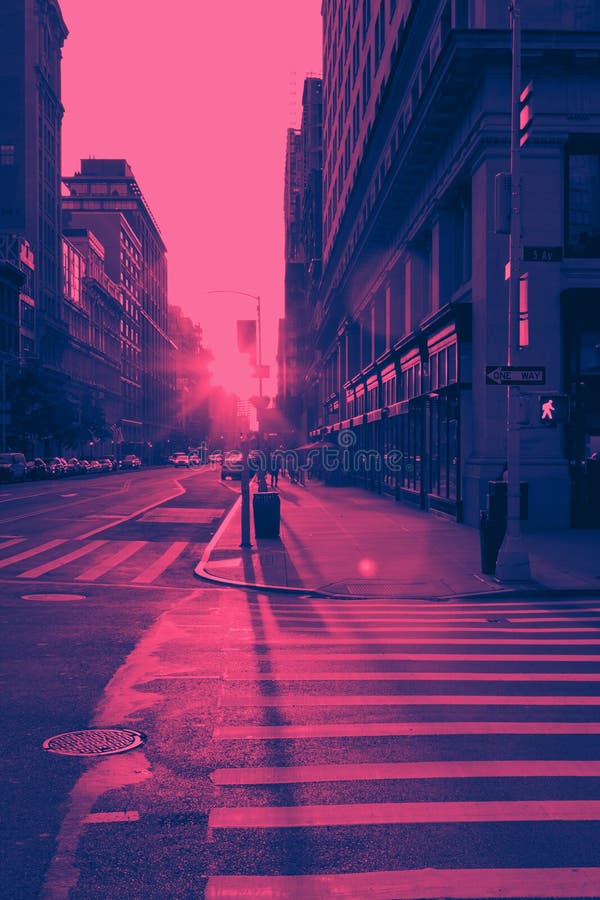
[566,142,600,258]
[0,144,15,166]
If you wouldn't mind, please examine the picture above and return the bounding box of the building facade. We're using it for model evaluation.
[304,0,600,529]
[63,159,176,460]
[62,228,122,455]
[0,0,69,373]
[280,77,324,438]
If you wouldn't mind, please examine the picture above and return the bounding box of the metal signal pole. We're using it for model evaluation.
[496,0,531,581]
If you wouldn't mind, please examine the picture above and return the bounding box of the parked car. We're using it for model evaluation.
[77,459,92,474]
[98,458,114,473]
[208,451,223,465]
[0,452,27,482]
[88,460,102,473]
[221,450,243,480]
[171,452,190,468]
[67,457,86,476]
[26,458,48,480]
[121,454,141,470]
[189,453,202,466]
[44,457,67,477]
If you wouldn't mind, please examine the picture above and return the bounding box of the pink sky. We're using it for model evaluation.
[59,1,323,401]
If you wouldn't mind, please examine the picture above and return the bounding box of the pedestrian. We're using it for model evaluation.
[269,450,281,488]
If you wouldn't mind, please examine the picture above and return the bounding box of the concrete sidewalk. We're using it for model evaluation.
[196,476,600,599]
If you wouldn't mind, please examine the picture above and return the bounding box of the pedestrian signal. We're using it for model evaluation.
[539,394,568,426]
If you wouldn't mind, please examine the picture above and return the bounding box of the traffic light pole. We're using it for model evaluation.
[496,0,531,581]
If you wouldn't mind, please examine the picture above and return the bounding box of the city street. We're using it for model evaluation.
[1,467,599,898]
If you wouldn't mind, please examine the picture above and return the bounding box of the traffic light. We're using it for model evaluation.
[539,394,569,426]
[236,319,257,364]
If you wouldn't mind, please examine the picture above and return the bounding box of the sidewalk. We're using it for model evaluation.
[196,476,600,599]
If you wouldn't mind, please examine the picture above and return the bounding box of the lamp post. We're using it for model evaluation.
[207,290,264,399]
[207,290,270,548]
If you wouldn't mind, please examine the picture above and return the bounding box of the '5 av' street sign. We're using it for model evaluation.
[486,366,546,386]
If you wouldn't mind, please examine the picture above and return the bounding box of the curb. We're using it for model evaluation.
[194,494,322,597]
[195,496,600,602]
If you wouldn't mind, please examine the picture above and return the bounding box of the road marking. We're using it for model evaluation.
[75,541,146,581]
[204,867,600,899]
[82,811,139,823]
[230,670,600,682]
[17,540,107,579]
[131,541,188,583]
[248,613,600,624]
[75,480,188,539]
[0,490,49,504]
[224,692,600,707]
[0,539,65,569]
[139,507,224,523]
[234,636,600,645]
[242,652,600,662]
[0,537,26,551]
[210,798,600,829]
[214,721,600,740]
[211,758,600,785]
[236,625,600,634]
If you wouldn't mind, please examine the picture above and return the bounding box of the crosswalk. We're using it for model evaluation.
[0,535,193,584]
[205,594,600,899]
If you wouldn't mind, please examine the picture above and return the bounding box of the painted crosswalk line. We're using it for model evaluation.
[213,720,600,740]
[205,867,600,900]
[211,758,600,785]
[209,798,600,829]
[75,541,146,581]
[131,540,188,583]
[17,540,107,579]
[0,538,65,569]
[224,692,600,707]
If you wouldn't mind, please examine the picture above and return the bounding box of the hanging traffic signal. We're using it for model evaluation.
[539,394,569,426]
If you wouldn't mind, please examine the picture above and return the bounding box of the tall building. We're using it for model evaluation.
[281,77,323,437]
[63,159,176,458]
[0,0,68,369]
[304,0,600,529]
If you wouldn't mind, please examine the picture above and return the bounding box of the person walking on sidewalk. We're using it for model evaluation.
[269,450,281,488]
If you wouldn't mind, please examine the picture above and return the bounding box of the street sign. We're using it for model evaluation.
[486,365,546,386]
[523,246,562,262]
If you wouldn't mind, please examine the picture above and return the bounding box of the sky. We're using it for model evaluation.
[59,1,323,401]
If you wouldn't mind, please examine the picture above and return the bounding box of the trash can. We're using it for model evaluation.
[488,481,528,521]
[252,491,281,538]
[479,509,505,575]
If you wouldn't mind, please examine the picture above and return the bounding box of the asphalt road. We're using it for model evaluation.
[1,468,600,899]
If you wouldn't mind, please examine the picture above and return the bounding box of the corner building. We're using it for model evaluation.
[308,0,600,528]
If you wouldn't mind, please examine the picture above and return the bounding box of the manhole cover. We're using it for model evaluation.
[43,728,145,757]
[22,593,87,602]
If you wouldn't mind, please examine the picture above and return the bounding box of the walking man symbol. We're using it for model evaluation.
[542,398,555,420]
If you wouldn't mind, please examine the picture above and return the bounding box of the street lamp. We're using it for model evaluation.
[207,290,265,400]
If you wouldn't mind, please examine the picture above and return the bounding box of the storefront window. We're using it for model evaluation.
[567,147,600,258]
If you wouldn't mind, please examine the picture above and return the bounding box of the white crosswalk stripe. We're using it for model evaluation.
[0,536,190,584]
[206,594,600,898]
